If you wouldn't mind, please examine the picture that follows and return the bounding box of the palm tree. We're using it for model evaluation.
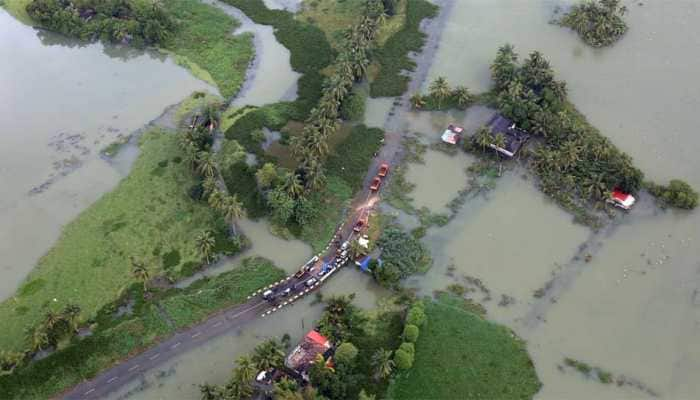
[43,310,62,331]
[202,177,218,197]
[371,348,394,380]
[202,104,220,133]
[453,86,472,108]
[195,230,216,264]
[492,133,507,154]
[283,173,304,199]
[199,383,222,400]
[410,93,425,109]
[350,239,368,259]
[130,258,150,292]
[61,304,81,333]
[196,151,216,178]
[182,141,199,171]
[208,189,224,210]
[429,76,450,108]
[26,326,49,353]
[252,339,286,371]
[221,195,244,236]
[303,159,326,191]
[473,126,493,151]
[233,355,257,385]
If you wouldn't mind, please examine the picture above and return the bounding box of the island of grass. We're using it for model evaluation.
[0,257,284,400]
[387,294,541,400]
[0,129,242,353]
[14,0,254,98]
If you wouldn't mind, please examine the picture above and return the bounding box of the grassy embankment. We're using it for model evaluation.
[0,0,32,25]
[387,294,542,400]
[0,130,241,354]
[370,0,438,97]
[0,257,284,400]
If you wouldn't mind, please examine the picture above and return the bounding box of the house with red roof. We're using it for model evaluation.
[285,330,334,376]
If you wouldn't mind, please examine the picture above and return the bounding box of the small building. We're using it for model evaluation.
[608,189,636,210]
[285,330,333,377]
[441,124,464,145]
[486,114,530,157]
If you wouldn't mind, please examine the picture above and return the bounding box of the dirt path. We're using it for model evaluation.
[60,2,452,398]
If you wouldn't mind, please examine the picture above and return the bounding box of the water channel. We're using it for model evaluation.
[3,0,700,399]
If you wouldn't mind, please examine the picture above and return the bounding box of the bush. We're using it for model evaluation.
[406,306,426,327]
[373,227,431,288]
[335,342,359,366]
[325,124,384,191]
[340,88,368,121]
[394,348,414,370]
[398,342,415,356]
[646,179,698,210]
[403,323,419,342]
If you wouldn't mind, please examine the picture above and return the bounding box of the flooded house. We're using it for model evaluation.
[285,330,334,379]
[486,114,530,157]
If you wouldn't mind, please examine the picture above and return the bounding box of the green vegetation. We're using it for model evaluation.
[326,124,384,191]
[646,179,699,210]
[26,0,175,46]
[557,0,628,47]
[410,76,476,110]
[0,129,240,353]
[387,294,541,400]
[221,0,334,116]
[340,86,368,121]
[370,0,438,97]
[1,0,33,25]
[563,357,614,384]
[372,226,432,289]
[0,257,283,400]
[162,0,254,98]
[21,0,254,98]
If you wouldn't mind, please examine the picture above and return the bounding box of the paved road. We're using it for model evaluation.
[61,1,452,398]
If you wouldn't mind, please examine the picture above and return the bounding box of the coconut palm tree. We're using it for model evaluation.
[283,173,304,199]
[221,195,244,236]
[196,151,216,178]
[410,93,425,109]
[303,159,326,191]
[195,230,216,264]
[473,126,493,151]
[202,104,220,133]
[233,355,257,384]
[202,176,218,197]
[208,189,225,210]
[252,339,286,371]
[130,258,150,292]
[43,310,62,332]
[453,86,472,108]
[371,348,394,380]
[429,76,451,108]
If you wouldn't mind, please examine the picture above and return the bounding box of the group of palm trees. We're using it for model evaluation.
[199,338,287,400]
[490,44,643,207]
[289,0,386,193]
[558,0,628,47]
[410,76,473,110]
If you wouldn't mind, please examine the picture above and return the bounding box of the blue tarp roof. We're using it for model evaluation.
[358,256,382,272]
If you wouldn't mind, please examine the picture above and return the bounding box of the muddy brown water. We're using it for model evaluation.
[0,10,215,301]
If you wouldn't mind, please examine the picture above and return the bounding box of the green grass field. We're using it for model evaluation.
[0,130,233,352]
[163,0,254,98]
[0,257,283,400]
[387,295,542,400]
[1,0,32,25]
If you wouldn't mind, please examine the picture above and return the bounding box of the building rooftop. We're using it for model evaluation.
[285,330,332,372]
[486,114,530,157]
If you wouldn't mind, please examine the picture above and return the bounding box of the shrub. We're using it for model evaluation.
[406,306,426,327]
[335,342,359,366]
[340,88,368,121]
[403,324,419,343]
[398,342,415,356]
[394,348,414,370]
[646,179,698,210]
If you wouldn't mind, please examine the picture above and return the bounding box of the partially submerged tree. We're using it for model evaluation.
[557,0,628,47]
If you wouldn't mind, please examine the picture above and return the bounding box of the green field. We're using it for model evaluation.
[387,295,542,400]
[0,257,284,400]
[0,130,236,352]
[1,0,32,25]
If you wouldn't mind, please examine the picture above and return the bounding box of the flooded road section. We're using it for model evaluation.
[0,10,214,301]
[408,1,700,398]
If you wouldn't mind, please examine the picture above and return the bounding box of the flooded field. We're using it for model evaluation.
[0,10,214,301]
[411,1,700,398]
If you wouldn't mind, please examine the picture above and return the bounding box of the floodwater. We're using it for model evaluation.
[0,9,214,301]
[202,0,301,107]
[409,0,700,399]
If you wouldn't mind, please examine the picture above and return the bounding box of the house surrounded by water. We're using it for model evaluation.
[486,114,530,157]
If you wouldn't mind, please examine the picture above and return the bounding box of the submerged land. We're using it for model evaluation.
[1,0,699,399]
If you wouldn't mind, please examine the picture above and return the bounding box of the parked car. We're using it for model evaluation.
[294,269,306,278]
[263,289,274,300]
[378,163,390,177]
[282,288,292,296]
[305,277,317,287]
[370,176,382,191]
